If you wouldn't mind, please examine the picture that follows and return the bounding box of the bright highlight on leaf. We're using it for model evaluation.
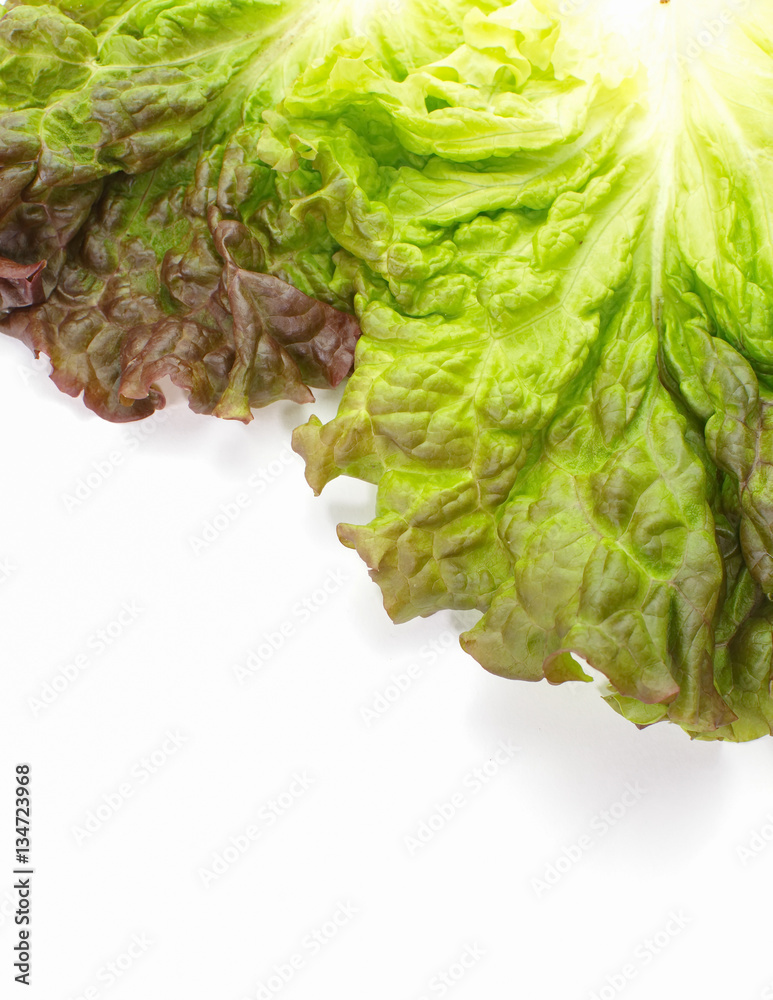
[2,0,773,740]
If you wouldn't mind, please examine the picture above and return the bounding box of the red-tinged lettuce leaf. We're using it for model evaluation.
[0,0,364,420]
[0,152,360,421]
[0,256,46,309]
[117,216,360,421]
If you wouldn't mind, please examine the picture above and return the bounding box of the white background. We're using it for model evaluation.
[2,331,773,1000]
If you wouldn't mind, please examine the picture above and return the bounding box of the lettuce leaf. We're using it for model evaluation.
[281,1,773,740]
[0,255,46,308]
[0,0,364,418]
[4,0,773,740]
[1,143,360,419]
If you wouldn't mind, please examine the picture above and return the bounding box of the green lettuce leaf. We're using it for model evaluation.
[280,0,773,740]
